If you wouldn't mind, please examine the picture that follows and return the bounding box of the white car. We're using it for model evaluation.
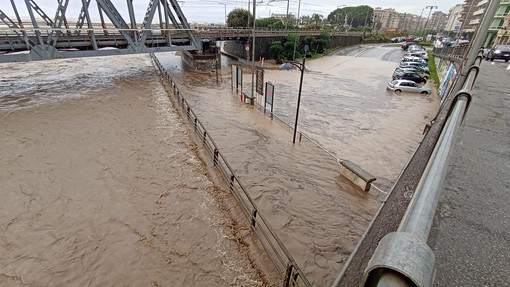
[400,61,430,72]
[387,79,432,94]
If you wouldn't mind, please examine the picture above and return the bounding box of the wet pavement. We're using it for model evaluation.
[430,60,510,286]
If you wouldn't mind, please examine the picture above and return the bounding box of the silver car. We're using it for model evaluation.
[386,79,432,94]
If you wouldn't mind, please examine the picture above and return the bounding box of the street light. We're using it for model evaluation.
[281,45,309,143]
[421,6,437,40]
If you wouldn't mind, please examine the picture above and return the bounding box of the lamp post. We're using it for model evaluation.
[421,6,437,40]
[291,0,302,60]
[281,45,309,143]
[415,7,425,33]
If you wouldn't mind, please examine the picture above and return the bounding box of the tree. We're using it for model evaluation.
[227,8,253,27]
[269,41,285,62]
[326,6,373,30]
[311,13,324,29]
[300,15,311,27]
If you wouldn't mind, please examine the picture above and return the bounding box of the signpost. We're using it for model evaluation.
[256,67,264,95]
[265,82,274,119]
[231,65,243,94]
[231,65,236,91]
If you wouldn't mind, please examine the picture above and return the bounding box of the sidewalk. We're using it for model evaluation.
[430,61,510,286]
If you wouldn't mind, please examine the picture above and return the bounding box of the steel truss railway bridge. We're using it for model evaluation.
[0,0,360,63]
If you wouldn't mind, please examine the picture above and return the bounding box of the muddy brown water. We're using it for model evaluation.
[155,50,440,286]
[0,49,439,286]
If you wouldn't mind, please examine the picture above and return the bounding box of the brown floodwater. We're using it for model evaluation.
[155,48,440,286]
[0,47,439,287]
[0,55,278,287]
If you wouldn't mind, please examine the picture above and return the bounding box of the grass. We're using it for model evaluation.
[427,51,440,90]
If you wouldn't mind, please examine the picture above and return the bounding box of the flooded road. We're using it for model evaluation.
[0,44,440,287]
[156,44,440,286]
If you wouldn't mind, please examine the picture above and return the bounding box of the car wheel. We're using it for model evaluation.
[394,89,402,93]
[420,91,428,94]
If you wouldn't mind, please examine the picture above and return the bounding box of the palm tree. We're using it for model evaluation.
[311,13,323,29]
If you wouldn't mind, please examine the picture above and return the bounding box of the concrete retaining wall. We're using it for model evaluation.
[222,35,363,60]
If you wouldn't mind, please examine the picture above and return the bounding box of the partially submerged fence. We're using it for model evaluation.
[150,53,311,287]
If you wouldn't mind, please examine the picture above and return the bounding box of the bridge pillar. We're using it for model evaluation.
[182,39,220,71]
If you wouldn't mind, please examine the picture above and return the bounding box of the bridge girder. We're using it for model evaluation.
[0,0,202,62]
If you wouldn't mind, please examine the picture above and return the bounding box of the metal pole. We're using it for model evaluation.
[285,0,290,30]
[292,45,308,144]
[293,55,305,144]
[223,4,227,25]
[250,0,256,99]
[362,8,369,39]
[415,7,424,33]
[421,6,437,40]
[292,0,302,61]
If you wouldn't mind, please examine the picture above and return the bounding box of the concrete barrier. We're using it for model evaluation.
[340,160,376,192]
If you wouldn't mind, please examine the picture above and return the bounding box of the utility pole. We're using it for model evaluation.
[250,0,256,99]
[362,7,370,38]
[415,7,425,33]
[421,6,437,40]
[285,0,290,30]
[292,0,302,60]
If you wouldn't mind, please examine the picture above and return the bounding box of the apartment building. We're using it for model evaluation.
[472,0,510,44]
[372,7,425,33]
[445,4,464,32]
[428,11,449,31]
[494,13,510,44]
[459,0,480,32]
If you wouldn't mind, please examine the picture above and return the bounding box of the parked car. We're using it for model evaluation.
[400,56,427,65]
[401,41,416,50]
[409,51,429,61]
[398,65,430,75]
[392,71,427,84]
[486,45,510,62]
[387,79,431,94]
[400,61,429,72]
[407,45,425,53]
[394,67,429,79]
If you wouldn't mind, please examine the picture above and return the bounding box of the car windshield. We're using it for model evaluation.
[496,45,510,50]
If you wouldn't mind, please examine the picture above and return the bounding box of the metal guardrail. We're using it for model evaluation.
[150,53,312,287]
[432,46,468,64]
[360,51,482,287]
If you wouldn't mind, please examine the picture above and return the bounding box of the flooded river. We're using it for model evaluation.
[0,45,439,286]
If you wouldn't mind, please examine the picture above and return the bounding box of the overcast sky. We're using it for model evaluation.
[3,0,464,24]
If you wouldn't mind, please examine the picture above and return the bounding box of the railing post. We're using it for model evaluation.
[213,148,219,166]
[229,174,235,191]
[251,209,257,227]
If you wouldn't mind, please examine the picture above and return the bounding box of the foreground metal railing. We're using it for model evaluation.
[360,51,482,287]
[150,53,312,287]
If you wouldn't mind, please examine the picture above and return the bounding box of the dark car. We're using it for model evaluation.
[401,41,416,50]
[486,45,510,62]
[392,71,427,84]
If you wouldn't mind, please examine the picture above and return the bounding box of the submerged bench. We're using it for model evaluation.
[340,160,377,192]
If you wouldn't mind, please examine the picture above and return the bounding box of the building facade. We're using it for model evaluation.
[462,0,510,45]
[428,11,448,32]
[459,0,480,32]
[445,4,464,32]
